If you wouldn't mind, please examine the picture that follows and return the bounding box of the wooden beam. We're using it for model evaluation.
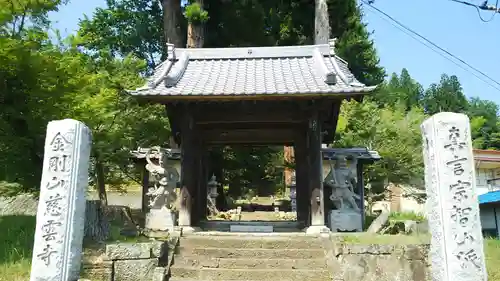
[202,128,296,144]
[198,122,301,131]
[194,108,303,124]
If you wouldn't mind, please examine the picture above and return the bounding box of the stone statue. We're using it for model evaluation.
[327,156,360,212]
[144,146,179,231]
[145,146,178,209]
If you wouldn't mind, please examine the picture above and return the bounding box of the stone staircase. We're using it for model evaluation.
[168,233,331,281]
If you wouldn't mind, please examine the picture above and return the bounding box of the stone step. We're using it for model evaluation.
[169,279,327,281]
[199,221,303,228]
[176,247,325,259]
[180,235,322,249]
[172,257,328,269]
[170,267,331,281]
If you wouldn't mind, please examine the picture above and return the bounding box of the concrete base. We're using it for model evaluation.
[145,208,176,231]
[180,226,202,235]
[329,210,362,232]
[305,225,330,235]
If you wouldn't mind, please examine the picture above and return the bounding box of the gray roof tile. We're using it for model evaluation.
[129,39,376,97]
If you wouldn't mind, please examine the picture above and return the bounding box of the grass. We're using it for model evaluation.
[341,233,431,245]
[0,215,35,281]
[1,214,500,280]
[389,211,426,222]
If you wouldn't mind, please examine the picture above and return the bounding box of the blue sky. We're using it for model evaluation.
[49,0,500,104]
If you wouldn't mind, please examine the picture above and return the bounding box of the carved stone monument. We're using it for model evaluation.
[144,146,179,231]
[30,119,92,281]
[326,156,362,232]
[421,112,487,281]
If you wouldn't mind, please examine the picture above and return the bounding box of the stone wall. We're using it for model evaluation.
[0,193,38,216]
[82,236,179,281]
[321,238,430,281]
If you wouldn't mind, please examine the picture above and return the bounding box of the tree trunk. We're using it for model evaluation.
[315,0,330,44]
[186,0,205,48]
[162,0,183,47]
[187,23,204,48]
[84,200,110,242]
[95,159,108,206]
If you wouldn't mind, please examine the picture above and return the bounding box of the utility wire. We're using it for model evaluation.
[448,0,499,22]
[363,5,498,91]
[361,0,500,92]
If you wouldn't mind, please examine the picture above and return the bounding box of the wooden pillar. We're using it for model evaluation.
[190,137,203,226]
[294,126,309,227]
[198,147,209,220]
[179,106,199,232]
[140,164,149,227]
[356,161,365,230]
[306,107,329,234]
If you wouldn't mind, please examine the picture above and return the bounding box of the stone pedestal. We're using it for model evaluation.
[145,207,176,231]
[329,210,362,232]
[305,225,330,234]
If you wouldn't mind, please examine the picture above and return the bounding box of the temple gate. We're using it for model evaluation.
[127,39,377,234]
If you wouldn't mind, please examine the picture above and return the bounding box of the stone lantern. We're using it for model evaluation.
[207,174,219,202]
[290,172,297,212]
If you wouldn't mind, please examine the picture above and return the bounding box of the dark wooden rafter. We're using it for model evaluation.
[321,101,341,143]
[202,128,296,145]
[166,99,341,145]
[193,101,304,125]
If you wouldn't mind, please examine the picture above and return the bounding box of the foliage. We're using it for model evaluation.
[77,0,165,71]
[184,2,209,24]
[56,43,170,190]
[371,68,423,110]
[0,215,35,281]
[422,74,469,115]
[336,100,426,198]
[3,0,500,201]
[389,211,425,222]
[0,0,68,38]
[328,0,385,85]
[0,0,169,193]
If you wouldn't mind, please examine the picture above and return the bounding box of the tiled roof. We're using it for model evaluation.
[322,147,381,163]
[129,39,376,97]
[130,147,181,160]
[479,190,500,205]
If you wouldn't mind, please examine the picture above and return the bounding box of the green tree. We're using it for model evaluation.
[372,68,423,110]
[78,0,165,70]
[52,41,170,202]
[335,100,426,205]
[0,0,72,190]
[467,97,500,150]
[328,0,385,85]
[422,74,468,115]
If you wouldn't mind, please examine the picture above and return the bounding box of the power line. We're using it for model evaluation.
[363,5,498,91]
[448,0,499,22]
[361,0,500,92]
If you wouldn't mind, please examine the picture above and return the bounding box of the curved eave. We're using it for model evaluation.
[125,86,378,102]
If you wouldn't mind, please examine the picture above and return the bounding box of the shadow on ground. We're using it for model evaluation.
[0,215,35,264]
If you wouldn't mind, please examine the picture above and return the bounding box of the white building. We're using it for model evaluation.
[379,149,500,238]
[475,149,500,238]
